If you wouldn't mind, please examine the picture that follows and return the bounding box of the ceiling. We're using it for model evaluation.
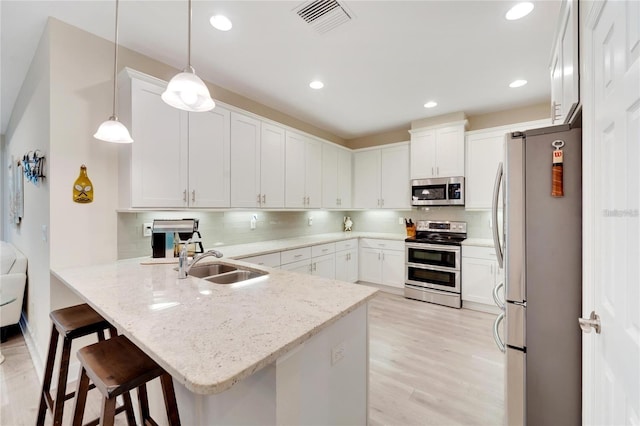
[0,1,562,139]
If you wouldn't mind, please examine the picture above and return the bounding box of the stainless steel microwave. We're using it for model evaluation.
[411,177,465,206]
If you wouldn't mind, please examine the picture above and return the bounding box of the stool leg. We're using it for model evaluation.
[37,325,59,426]
[52,336,73,425]
[97,329,106,341]
[109,325,118,338]
[160,373,181,426]
[71,367,90,426]
[137,383,151,424]
[121,391,137,426]
[100,396,117,426]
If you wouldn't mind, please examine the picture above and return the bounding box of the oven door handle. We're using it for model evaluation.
[493,312,506,353]
[406,243,461,253]
[492,162,504,269]
[406,263,459,273]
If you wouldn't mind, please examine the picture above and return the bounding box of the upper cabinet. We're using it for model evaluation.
[465,119,550,210]
[550,0,579,124]
[230,112,286,208]
[353,143,410,209]
[409,121,467,179]
[285,131,322,208]
[118,69,230,209]
[322,144,352,209]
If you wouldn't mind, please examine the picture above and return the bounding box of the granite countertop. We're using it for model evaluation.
[140,232,406,264]
[52,258,378,395]
[461,238,495,247]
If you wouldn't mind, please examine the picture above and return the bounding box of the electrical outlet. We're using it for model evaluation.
[308,216,313,226]
[143,222,152,237]
[41,225,48,242]
[331,342,345,365]
[250,214,257,230]
[398,217,404,225]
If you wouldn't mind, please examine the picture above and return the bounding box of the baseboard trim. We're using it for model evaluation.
[19,314,45,382]
[462,301,502,315]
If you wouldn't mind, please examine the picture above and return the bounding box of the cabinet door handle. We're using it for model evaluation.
[192,190,196,203]
[378,253,381,260]
[347,253,350,261]
[294,254,303,258]
[258,194,262,205]
[262,194,266,204]
[381,198,384,207]
[382,252,385,261]
[431,166,434,176]
[183,190,187,202]
[436,166,439,176]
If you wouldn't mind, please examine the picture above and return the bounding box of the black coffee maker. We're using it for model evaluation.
[151,219,204,258]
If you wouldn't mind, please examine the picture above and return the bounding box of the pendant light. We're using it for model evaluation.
[94,0,133,143]
[162,0,215,112]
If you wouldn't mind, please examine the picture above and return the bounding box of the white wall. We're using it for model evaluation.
[3,26,51,355]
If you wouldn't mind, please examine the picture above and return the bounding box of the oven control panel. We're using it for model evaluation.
[416,220,467,233]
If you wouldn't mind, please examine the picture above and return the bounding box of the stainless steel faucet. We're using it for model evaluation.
[178,242,224,279]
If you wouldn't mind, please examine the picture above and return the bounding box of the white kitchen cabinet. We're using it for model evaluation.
[118,69,230,209]
[188,107,231,207]
[550,0,579,124]
[465,120,550,210]
[358,239,405,288]
[322,144,352,209]
[238,252,281,268]
[410,121,466,179]
[465,129,505,210]
[335,239,358,283]
[461,245,503,312]
[353,143,410,209]
[280,259,312,274]
[260,122,286,208]
[230,113,286,208]
[311,253,335,279]
[285,131,322,208]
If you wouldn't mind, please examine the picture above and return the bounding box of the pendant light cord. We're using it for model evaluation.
[187,0,192,71]
[112,0,120,118]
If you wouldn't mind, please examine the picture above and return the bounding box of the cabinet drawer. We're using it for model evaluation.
[280,258,311,273]
[462,245,498,260]
[312,243,335,257]
[360,238,404,251]
[239,252,281,268]
[335,239,357,252]
[281,247,312,265]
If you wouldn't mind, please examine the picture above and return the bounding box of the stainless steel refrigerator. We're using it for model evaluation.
[491,123,582,426]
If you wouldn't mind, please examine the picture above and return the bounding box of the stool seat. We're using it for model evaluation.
[50,304,113,339]
[37,303,118,426]
[78,335,165,398]
[73,335,181,426]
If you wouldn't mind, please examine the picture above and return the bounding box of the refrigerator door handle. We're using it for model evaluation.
[492,162,504,268]
[493,281,505,310]
[493,312,506,353]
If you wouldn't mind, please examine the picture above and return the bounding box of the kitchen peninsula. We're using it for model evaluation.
[52,256,377,425]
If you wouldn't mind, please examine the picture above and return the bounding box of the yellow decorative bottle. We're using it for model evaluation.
[72,165,94,203]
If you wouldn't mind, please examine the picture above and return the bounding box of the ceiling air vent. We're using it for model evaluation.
[294,0,354,35]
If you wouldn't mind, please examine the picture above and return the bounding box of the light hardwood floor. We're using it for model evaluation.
[0,291,504,425]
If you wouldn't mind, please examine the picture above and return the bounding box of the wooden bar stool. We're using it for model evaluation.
[72,335,181,426]
[37,303,119,426]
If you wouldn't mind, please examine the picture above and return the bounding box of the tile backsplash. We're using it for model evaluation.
[118,208,492,260]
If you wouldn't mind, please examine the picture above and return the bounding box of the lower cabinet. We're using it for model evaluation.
[359,239,405,288]
[461,245,503,312]
[238,252,281,268]
[335,239,358,283]
[279,244,336,279]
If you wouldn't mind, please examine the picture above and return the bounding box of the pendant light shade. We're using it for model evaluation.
[94,116,133,143]
[162,67,215,112]
[95,0,133,143]
[163,0,215,112]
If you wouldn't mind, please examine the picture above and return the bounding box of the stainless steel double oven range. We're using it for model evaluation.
[404,220,467,308]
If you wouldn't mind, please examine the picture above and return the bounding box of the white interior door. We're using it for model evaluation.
[584,1,640,424]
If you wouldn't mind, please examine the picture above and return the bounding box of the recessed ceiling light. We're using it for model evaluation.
[505,2,534,20]
[210,15,232,31]
[424,101,438,108]
[509,79,528,88]
[309,80,324,89]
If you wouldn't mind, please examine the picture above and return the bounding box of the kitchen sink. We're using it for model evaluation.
[204,270,267,284]
[174,262,268,284]
[184,263,237,279]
